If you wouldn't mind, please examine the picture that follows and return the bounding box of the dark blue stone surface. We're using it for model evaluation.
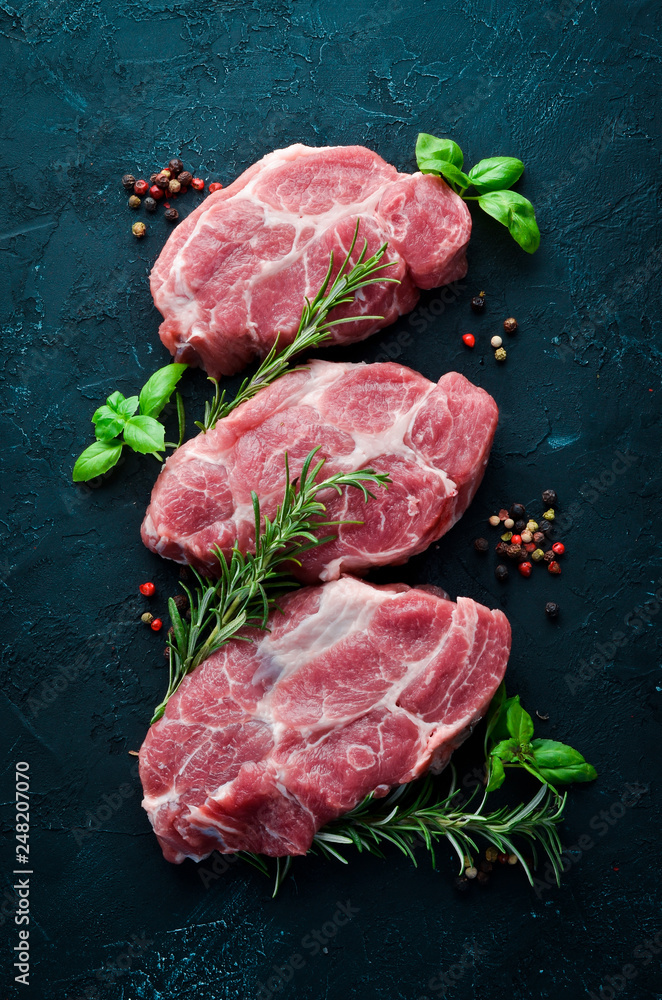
[2,1,661,997]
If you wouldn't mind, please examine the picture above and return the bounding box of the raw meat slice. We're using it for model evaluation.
[139,577,511,861]
[151,144,471,377]
[141,361,498,583]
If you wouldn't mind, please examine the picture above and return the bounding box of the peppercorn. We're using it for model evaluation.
[494,347,507,361]
[495,564,509,582]
[542,489,558,507]
[453,876,470,893]
[514,519,527,533]
[542,508,555,521]
[139,581,156,597]
[132,221,146,238]
[507,854,518,865]
[485,846,499,862]
[511,534,522,545]
[548,560,561,575]
[149,184,164,200]
[532,548,545,562]
[141,612,154,624]
[488,515,501,527]
[208,181,223,193]
[552,542,565,556]
[462,332,475,348]
[510,503,526,519]
[491,335,503,348]
[501,531,513,542]
[524,542,536,553]
[533,531,545,546]
[144,197,157,213]
[476,871,490,886]
[134,179,149,196]
[526,520,538,532]
[503,317,518,333]
[518,562,532,578]
[495,541,508,556]
[474,537,489,553]
[543,550,555,563]
[164,207,179,223]
[121,173,136,191]
[155,171,170,189]
[545,602,560,618]
[504,518,514,530]
[151,617,163,631]
[178,170,193,188]
[498,509,509,521]
[191,176,205,190]
[150,173,160,185]
[498,852,509,865]
[172,593,189,612]
[128,195,141,209]
[168,157,184,176]
[470,291,486,314]
[521,530,533,544]
[465,866,478,879]
[478,859,493,873]
[506,544,521,559]
[168,178,181,195]
[538,519,552,535]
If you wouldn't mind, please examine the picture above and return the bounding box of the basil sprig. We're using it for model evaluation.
[72,363,187,482]
[415,133,540,254]
[484,685,597,793]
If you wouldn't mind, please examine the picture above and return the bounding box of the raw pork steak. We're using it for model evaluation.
[151,144,471,377]
[140,577,511,861]
[141,361,498,583]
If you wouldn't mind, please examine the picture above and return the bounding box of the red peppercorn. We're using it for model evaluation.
[134,179,149,196]
[139,582,156,597]
[511,534,522,545]
[548,561,562,575]
[208,181,223,193]
[518,562,532,578]
[552,542,565,556]
[524,542,536,553]
[151,618,163,631]
[462,333,475,348]
[191,177,205,190]
[149,184,164,200]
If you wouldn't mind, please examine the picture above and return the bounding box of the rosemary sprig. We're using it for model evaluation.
[311,771,566,888]
[195,219,399,432]
[151,447,389,723]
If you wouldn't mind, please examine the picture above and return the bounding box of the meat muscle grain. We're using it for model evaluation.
[140,577,511,861]
[141,361,498,583]
[151,144,471,377]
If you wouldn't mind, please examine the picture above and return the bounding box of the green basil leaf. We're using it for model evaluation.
[116,395,139,418]
[485,756,505,793]
[484,682,506,754]
[467,156,524,193]
[123,415,165,454]
[139,364,188,419]
[105,390,126,412]
[437,162,471,192]
[478,190,541,254]
[92,405,125,441]
[491,739,518,763]
[490,694,519,744]
[506,696,535,744]
[72,439,123,482]
[530,739,598,784]
[415,133,464,172]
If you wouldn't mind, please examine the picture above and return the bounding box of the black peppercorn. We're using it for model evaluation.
[495,564,509,582]
[495,541,508,556]
[122,173,136,191]
[479,859,493,873]
[179,565,191,581]
[172,593,188,613]
[543,550,555,563]
[509,503,526,519]
[474,537,489,553]
[155,171,170,190]
[164,207,179,223]
[514,519,527,534]
[163,646,171,661]
[128,195,141,209]
[545,602,560,619]
[168,158,184,176]
[542,489,558,507]
[144,196,157,213]
[476,871,490,886]
[150,173,160,185]
[178,170,193,188]
[539,520,552,535]
[453,876,470,893]
[506,544,522,560]
[470,291,486,314]
[503,317,518,334]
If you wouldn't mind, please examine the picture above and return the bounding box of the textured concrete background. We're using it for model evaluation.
[1,1,661,997]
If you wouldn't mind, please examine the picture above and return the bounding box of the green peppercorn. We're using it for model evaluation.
[531,548,545,562]
[542,508,555,521]
[122,173,136,191]
[500,531,513,542]
[164,207,179,223]
[140,611,153,624]
[128,194,141,209]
